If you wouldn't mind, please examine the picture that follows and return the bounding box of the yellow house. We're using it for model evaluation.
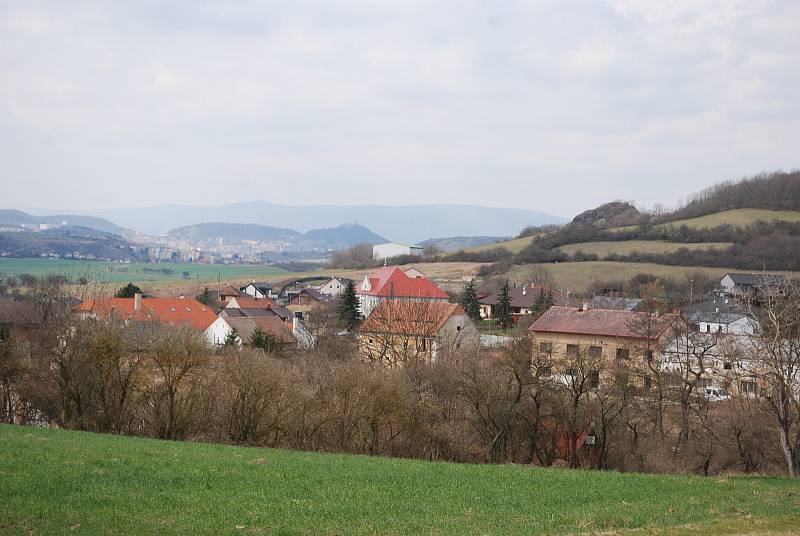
[528,306,684,389]
[359,300,479,367]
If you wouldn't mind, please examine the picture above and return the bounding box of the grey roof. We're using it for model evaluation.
[589,296,642,311]
[690,310,747,324]
[725,273,788,286]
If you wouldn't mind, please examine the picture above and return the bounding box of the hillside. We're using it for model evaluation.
[167,222,387,251]
[2,425,799,535]
[419,236,510,252]
[0,227,140,261]
[0,209,129,236]
[93,202,565,243]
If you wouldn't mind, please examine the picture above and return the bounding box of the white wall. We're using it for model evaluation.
[205,317,233,346]
[372,243,423,260]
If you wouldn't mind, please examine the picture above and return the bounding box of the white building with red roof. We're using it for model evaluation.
[355,266,450,316]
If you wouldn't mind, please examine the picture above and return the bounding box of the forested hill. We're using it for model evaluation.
[660,170,800,223]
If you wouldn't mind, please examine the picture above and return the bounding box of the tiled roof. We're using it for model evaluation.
[360,301,465,337]
[479,285,567,308]
[356,267,449,300]
[725,273,788,286]
[77,297,218,331]
[219,285,243,297]
[226,316,295,343]
[227,296,280,309]
[528,306,681,340]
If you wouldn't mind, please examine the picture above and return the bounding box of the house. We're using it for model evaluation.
[528,306,684,389]
[288,288,330,307]
[355,266,450,316]
[226,295,280,310]
[478,284,567,320]
[77,293,232,346]
[588,296,642,312]
[317,277,352,297]
[224,316,296,346]
[372,242,424,261]
[359,301,479,366]
[720,273,788,301]
[219,285,244,304]
[240,281,278,300]
[690,310,755,336]
[404,267,426,279]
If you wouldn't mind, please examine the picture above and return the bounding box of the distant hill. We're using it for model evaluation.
[0,209,129,236]
[0,226,140,261]
[167,222,387,251]
[87,203,565,244]
[419,236,510,252]
[168,222,301,242]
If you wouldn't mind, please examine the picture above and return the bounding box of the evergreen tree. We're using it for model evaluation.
[222,327,240,348]
[249,327,279,352]
[337,280,361,331]
[495,281,513,330]
[459,279,482,321]
[115,282,142,298]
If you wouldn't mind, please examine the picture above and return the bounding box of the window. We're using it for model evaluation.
[589,346,602,359]
[588,370,600,388]
[567,344,580,358]
[723,361,732,370]
[539,342,553,354]
[456,325,461,331]
[740,380,757,394]
[706,324,711,333]
[644,350,654,362]
[643,375,652,391]
[616,348,630,360]
[421,339,427,350]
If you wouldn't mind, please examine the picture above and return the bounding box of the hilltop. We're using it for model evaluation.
[2,424,798,535]
[0,209,129,236]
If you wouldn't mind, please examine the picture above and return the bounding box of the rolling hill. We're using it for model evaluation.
[88,202,565,244]
[611,209,800,233]
[2,424,799,535]
[0,209,129,236]
[0,227,140,261]
[167,222,387,251]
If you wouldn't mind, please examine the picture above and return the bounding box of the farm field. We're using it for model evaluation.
[558,240,733,257]
[613,209,800,233]
[2,425,799,535]
[0,258,287,285]
[464,235,535,253]
[510,261,800,293]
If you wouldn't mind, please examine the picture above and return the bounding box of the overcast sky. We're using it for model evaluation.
[1,1,798,218]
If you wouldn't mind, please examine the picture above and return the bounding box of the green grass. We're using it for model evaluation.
[613,209,800,233]
[558,241,733,257]
[464,235,536,254]
[510,261,800,293]
[0,258,287,285]
[2,425,800,535]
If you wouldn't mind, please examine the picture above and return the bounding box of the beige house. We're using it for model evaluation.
[528,306,684,389]
[359,301,479,367]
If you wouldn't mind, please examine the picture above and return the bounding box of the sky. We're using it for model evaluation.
[1,0,798,219]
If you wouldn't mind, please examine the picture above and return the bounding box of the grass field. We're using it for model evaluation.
[0,258,288,285]
[2,425,799,535]
[510,261,800,293]
[558,241,732,257]
[613,209,800,233]
[464,235,536,254]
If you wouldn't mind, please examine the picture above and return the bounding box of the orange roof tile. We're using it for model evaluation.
[77,297,218,331]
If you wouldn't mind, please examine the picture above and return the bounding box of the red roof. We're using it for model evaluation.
[528,307,681,340]
[356,267,449,300]
[360,301,467,337]
[77,297,218,331]
[226,296,280,309]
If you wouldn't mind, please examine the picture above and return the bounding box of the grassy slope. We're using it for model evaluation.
[613,209,800,232]
[464,235,536,253]
[1,425,799,535]
[0,258,288,285]
[558,241,732,257]
[510,262,800,293]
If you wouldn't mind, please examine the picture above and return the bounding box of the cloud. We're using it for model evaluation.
[0,0,798,219]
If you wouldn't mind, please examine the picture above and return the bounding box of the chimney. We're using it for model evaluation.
[179,294,185,300]
[715,307,719,313]
[134,292,142,313]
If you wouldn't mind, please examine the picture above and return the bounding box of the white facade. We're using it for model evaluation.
[697,316,756,336]
[204,317,233,346]
[372,242,424,260]
[317,278,348,297]
[241,282,277,299]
